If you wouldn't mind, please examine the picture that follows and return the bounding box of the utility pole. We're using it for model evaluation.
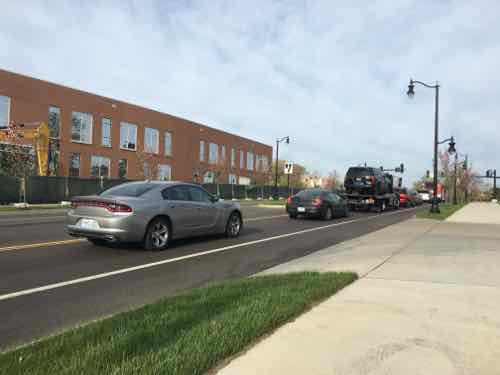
[494,169,497,200]
[453,152,458,205]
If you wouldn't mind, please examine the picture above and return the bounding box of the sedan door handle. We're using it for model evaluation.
[170,205,176,209]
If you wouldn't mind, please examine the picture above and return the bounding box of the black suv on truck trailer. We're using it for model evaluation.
[344,166,399,212]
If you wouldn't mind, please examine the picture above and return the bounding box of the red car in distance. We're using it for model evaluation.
[397,188,415,207]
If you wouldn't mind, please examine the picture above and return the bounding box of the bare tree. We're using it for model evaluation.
[323,170,341,190]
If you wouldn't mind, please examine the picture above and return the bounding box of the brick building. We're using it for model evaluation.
[0,69,272,185]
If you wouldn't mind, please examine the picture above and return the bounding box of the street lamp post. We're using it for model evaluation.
[407,79,441,213]
[274,136,290,199]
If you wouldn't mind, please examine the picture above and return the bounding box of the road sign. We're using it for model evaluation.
[284,162,293,175]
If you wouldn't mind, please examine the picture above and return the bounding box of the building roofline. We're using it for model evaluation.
[0,68,272,150]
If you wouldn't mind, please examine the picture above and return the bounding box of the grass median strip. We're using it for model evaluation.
[0,271,357,375]
[416,203,467,220]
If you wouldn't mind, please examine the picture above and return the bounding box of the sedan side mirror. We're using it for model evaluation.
[211,195,220,203]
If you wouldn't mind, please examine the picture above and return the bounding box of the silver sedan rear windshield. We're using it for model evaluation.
[100,183,155,197]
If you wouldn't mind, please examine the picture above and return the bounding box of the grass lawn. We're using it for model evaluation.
[0,272,357,375]
[416,203,467,220]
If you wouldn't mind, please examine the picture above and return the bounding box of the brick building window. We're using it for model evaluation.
[221,145,226,162]
[101,118,112,147]
[231,147,236,168]
[209,142,218,164]
[69,153,80,177]
[164,131,172,156]
[240,150,244,169]
[71,111,93,144]
[144,127,159,153]
[120,122,137,150]
[48,106,60,138]
[158,164,172,181]
[247,151,254,171]
[90,156,110,178]
[118,159,127,179]
[0,95,10,128]
[199,140,205,161]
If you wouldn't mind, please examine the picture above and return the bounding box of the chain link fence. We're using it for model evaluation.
[0,176,302,204]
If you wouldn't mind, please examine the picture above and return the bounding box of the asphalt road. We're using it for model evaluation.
[0,204,422,351]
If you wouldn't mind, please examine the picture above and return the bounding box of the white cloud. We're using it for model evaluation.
[1,0,499,184]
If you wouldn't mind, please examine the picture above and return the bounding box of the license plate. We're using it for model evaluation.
[79,218,99,229]
[297,207,306,213]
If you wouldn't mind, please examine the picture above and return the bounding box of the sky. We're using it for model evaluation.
[1,0,499,185]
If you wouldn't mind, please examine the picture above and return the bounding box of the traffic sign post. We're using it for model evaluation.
[284,162,293,197]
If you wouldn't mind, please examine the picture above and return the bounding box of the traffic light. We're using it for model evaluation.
[486,170,491,178]
[400,163,404,173]
[463,159,468,170]
[448,137,456,154]
[426,170,430,178]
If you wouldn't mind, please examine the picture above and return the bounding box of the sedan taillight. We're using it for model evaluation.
[106,203,133,213]
[70,201,132,213]
[287,196,292,205]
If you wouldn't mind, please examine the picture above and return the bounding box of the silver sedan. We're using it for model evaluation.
[65,181,243,250]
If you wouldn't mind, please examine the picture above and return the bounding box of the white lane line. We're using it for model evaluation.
[0,216,67,224]
[0,239,86,253]
[0,207,418,302]
[246,214,288,221]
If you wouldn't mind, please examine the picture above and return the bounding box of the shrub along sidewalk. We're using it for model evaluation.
[416,203,467,220]
[0,272,357,375]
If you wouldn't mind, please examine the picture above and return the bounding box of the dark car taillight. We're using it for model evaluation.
[287,196,293,205]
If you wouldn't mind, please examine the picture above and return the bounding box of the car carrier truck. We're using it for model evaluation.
[343,166,400,212]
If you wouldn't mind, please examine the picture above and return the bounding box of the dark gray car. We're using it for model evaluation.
[65,181,243,250]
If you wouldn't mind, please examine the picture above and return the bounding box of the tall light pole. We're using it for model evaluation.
[274,136,290,199]
[407,79,441,213]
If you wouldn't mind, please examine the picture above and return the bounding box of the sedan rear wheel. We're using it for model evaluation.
[144,218,170,251]
[225,212,242,238]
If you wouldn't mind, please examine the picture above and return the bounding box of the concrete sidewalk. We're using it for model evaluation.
[446,201,500,224]
[217,205,500,374]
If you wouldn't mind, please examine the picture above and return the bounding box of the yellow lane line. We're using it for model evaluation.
[0,239,86,253]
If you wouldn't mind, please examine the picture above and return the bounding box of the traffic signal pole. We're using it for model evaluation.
[495,169,497,200]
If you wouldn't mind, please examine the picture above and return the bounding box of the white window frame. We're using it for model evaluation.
[144,127,159,154]
[200,140,205,161]
[164,131,172,156]
[158,164,172,181]
[48,106,61,138]
[209,142,218,165]
[120,122,137,151]
[0,95,10,128]
[69,152,80,177]
[247,151,254,171]
[90,155,110,178]
[101,118,112,147]
[229,173,237,184]
[118,158,127,179]
[71,111,93,144]
[231,147,236,168]
[221,145,226,162]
